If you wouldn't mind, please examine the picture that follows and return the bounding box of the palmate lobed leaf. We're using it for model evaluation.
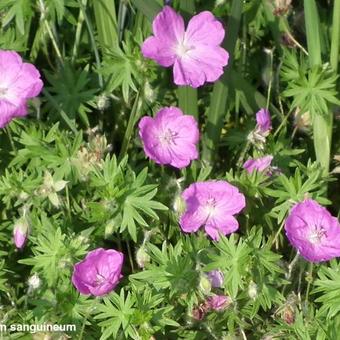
[94,291,138,340]
[282,64,340,117]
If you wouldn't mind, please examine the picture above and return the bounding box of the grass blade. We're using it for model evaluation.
[177,0,198,119]
[202,0,243,163]
[304,0,331,175]
[92,0,118,48]
[330,0,340,72]
[130,0,162,21]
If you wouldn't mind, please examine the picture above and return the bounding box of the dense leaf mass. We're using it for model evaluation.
[0,0,339,339]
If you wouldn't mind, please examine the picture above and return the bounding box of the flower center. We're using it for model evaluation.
[95,273,106,286]
[159,129,178,146]
[308,226,326,245]
[175,41,193,58]
[204,198,217,217]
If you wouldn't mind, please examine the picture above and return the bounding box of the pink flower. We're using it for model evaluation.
[138,106,199,169]
[13,219,29,249]
[142,6,229,88]
[72,248,124,296]
[0,50,43,128]
[179,180,246,240]
[256,108,272,134]
[206,295,231,311]
[243,155,273,174]
[285,199,340,262]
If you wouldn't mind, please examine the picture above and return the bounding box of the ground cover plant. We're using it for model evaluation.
[0,0,340,339]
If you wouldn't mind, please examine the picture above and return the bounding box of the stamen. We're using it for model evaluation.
[308,226,326,245]
[159,129,178,146]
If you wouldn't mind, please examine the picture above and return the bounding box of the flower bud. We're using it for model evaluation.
[191,304,206,321]
[248,281,258,300]
[173,195,186,215]
[136,246,150,268]
[207,270,224,288]
[97,94,110,111]
[282,305,295,325]
[13,218,29,249]
[199,275,211,295]
[28,273,41,291]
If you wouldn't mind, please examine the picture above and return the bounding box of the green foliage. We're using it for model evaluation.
[282,54,340,117]
[0,0,339,339]
[95,291,138,340]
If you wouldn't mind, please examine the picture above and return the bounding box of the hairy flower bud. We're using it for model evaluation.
[13,218,29,249]
[136,246,150,268]
[97,94,110,111]
[28,273,41,291]
[248,281,258,300]
[199,275,211,295]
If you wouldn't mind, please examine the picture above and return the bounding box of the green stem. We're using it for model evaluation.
[38,0,64,64]
[78,308,91,340]
[5,126,17,154]
[266,48,274,110]
[119,91,141,159]
[304,263,314,309]
[126,241,135,273]
[72,0,86,62]
[78,0,103,88]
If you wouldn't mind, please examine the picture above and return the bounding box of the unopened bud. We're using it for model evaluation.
[199,275,211,295]
[248,281,258,300]
[282,305,295,324]
[13,218,29,249]
[136,246,150,268]
[173,195,185,214]
[97,94,110,111]
[28,273,41,291]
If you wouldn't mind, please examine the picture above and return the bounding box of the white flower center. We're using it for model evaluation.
[204,198,217,218]
[308,226,326,245]
[159,129,178,146]
[175,41,193,58]
[95,273,106,286]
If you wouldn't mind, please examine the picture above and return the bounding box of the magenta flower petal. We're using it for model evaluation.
[256,108,272,134]
[142,6,229,87]
[138,106,199,169]
[179,180,246,240]
[72,248,124,296]
[285,199,340,262]
[205,215,239,241]
[206,295,231,311]
[141,6,183,67]
[243,155,273,174]
[185,11,225,45]
[0,50,43,128]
